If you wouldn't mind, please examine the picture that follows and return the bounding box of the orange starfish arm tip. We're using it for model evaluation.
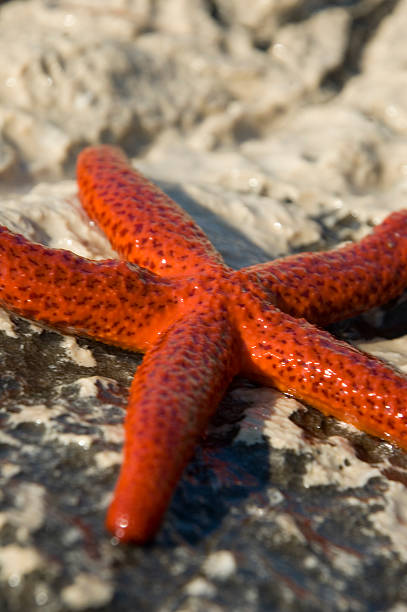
[77,145,225,277]
[247,210,407,325]
[239,305,407,450]
[0,224,178,351]
[106,309,239,542]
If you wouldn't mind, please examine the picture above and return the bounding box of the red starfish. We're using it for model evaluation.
[1,145,407,543]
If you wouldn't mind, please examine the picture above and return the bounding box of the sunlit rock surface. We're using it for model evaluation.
[1,1,407,610]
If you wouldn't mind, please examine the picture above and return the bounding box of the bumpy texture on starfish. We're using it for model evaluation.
[1,146,407,543]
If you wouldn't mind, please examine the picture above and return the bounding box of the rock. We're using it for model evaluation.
[1,1,407,611]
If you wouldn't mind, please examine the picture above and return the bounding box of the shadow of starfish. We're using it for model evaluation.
[1,145,407,543]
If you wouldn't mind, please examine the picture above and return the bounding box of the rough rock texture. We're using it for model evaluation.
[1,0,407,610]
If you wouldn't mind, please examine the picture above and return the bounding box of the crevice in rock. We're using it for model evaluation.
[203,0,229,28]
[321,0,402,91]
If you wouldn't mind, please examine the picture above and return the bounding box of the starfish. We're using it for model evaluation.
[1,145,407,543]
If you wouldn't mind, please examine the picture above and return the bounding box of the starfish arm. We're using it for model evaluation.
[245,210,407,325]
[105,307,240,543]
[238,302,407,449]
[77,145,226,277]
[0,226,179,351]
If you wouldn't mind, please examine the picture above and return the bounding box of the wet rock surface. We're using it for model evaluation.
[1,0,407,610]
